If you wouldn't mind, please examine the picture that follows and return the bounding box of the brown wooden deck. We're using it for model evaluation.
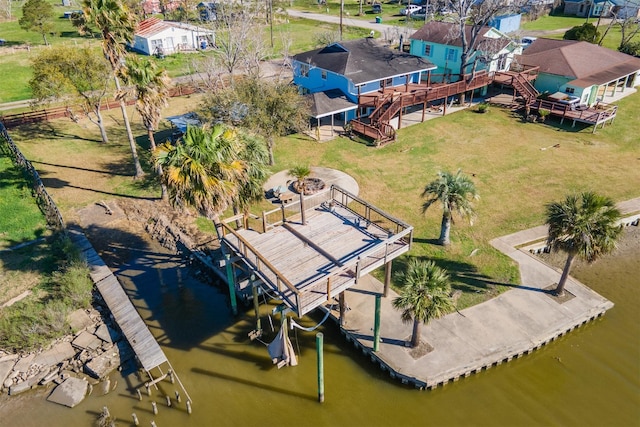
[530,99,617,132]
[219,186,413,317]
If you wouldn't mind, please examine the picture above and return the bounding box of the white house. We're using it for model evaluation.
[132,18,215,56]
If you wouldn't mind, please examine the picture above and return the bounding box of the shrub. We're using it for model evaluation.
[619,41,640,57]
[563,23,599,42]
[55,260,93,308]
[477,103,490,113]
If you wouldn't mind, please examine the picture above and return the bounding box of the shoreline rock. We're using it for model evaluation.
[0,306,133,403]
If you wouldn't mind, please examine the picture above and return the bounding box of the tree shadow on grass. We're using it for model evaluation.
[31,160,132,177]
[12,121,103,144]
[391,254,496,295]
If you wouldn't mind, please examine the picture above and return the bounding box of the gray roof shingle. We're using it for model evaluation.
[293,38,436,85]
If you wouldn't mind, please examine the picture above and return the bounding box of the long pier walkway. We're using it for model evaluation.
[322,198,639,389]
[69,229,191,400]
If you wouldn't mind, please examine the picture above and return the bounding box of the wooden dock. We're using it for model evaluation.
[70,229,192,401]
[219,186,413,317]
[69,229,168,371]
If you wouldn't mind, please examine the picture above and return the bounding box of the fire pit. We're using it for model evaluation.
[293,177,326,195]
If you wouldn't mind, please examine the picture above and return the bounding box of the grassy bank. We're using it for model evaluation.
[0,235,94,352]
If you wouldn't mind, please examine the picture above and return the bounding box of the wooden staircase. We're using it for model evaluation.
[350,71,495,147]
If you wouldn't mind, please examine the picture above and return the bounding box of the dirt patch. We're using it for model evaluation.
[408,339,434,359]
[75,198,218,266]
[542,285,575,304]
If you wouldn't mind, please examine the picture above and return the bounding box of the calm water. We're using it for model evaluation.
[1,231,638,427]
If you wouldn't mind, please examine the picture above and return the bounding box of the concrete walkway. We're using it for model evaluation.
[263,166,359,197]
[321,197,640,389]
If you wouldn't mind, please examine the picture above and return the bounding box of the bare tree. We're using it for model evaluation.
[215,3,267,81]
[445,0,524,78]
[596,6,640,48]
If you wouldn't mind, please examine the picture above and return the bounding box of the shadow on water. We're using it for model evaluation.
[83,223,234,351]
[192,367,317,402]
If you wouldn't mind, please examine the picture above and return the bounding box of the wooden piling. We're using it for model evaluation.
[152,401,158,415]
[252,276,261,331]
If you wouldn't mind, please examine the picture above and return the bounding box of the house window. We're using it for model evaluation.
[300,63,309,78]
[566,87,575,94]
[424,44,432,57]
[385,78,393,86]
[446,48,458,62]
[321,70,327,80]
[181,36,188,44]
[151,39,163,49]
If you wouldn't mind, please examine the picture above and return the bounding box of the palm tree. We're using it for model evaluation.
[288,165,311,193]
[392,259,455,348]
[234,132,270,215]
[122,55,171,198]
[422,169,479,246]
[154,125,249,222]
[83,0,144,178]
[288,165,311,225]
[545,192,622,297]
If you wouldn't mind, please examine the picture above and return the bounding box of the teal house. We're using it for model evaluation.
[409,21,521,83]
[519,38,640,106]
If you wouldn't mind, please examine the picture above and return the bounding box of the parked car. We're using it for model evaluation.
[520,36,537,48]
[400,4,421,15]
[409,7,427,19]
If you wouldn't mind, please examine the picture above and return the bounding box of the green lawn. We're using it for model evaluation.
[521,14,588,31]
[269,91,640,308]
[0,153,48,248]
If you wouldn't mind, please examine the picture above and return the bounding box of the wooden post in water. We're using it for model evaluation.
[252,275,261,331]
[316,333,325,403]
[224,254,238,316]
[384,260,392,297]
[373,294,381,352]
[339,292,346,327]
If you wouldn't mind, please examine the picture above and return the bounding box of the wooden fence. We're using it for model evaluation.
[0,122,65,232]
[0,83,202,129]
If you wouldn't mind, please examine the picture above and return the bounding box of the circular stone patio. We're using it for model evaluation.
[263,167,359,198]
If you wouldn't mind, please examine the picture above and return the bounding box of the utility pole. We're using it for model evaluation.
[340,0,344,40]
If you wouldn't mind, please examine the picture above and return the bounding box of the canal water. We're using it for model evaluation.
[1,229,638,426]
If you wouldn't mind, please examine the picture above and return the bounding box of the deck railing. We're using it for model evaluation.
[532,99,618,124]
[220,185,413,316]
[218,221,302,310]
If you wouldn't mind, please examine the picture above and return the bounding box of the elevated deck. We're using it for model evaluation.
[219,186,413,317]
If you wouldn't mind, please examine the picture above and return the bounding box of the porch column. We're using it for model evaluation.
[331,114,334,137]
[316,118,320,141]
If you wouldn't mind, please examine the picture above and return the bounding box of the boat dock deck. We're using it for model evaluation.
[220,185,412,317]
[314,201,640,389]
